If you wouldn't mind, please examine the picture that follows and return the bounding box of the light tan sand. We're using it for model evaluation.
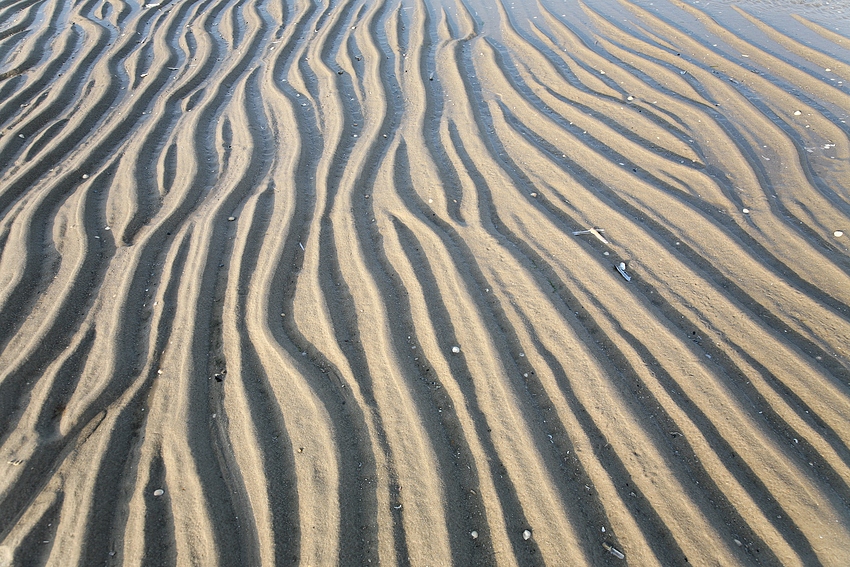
[0,0,849,564]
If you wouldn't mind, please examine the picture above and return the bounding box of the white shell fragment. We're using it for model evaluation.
[742,208,750,214]
[451,346,460,354]
[470,530,478,539]
[153,489,164,497]
[835,230,844,237]
[228,216,236,221]
[794,110,802,116]
[522,529,532,540]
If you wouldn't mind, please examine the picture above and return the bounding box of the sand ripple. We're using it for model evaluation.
[1,0,849,564]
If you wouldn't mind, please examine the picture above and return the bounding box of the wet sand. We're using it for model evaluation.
[1,0,849,564]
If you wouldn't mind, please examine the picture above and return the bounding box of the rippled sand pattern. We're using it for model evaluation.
[1,0,849,564]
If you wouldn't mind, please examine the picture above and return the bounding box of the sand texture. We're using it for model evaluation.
[1,0,849,564]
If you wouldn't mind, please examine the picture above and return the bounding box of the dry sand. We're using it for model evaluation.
[1,0,849,564]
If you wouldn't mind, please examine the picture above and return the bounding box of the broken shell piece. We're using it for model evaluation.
[603,542,625,559]
[153,489,164,497]
[742,208,750,214]
[470,530,478,539]
[794,110,802,116]
[834,230,844,237]
[522,529,532,540]
[451,346,460,354]
[228,216,236,221]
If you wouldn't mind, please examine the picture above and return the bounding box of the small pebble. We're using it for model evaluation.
[451,346,460,354]
[793,110,802,116]
[470,530,478,539]
[153,489,164,497]
[228,216,236,221]
[742,208,749,214]
[82,174,89,179]
[835,230,844,237]
[522,529,532,541]
[627,95,634,101]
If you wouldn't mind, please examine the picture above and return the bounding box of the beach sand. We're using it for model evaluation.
[1,0,849,564]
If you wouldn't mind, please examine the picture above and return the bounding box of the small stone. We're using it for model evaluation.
[522,529,532,540]
[451,346,460,354]
[82,174,89,179]
[530,192,537,197]
[825,68,831,72]
[153,489,164,497]
[834,230,844,237]
[742,208,749,214]
[619,262,627,271]
[470,530,478,539]
[627,95,634,101]
[793,110,802,116]
[228,216,236,221]
[18,133,25,138]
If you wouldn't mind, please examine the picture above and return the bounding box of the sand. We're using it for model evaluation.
[0,0,849,564]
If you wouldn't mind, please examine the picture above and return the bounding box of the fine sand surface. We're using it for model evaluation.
[1,0,849,564]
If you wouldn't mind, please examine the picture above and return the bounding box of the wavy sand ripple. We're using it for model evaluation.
[1,0,849,564]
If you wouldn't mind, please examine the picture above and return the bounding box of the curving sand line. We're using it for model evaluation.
[1,0,849,564]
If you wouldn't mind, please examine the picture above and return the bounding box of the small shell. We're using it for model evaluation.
[451,346,460,354]
[470,530,478,539]
[522,529,532,541]
[834,230,844,237]
[153,489,164,497]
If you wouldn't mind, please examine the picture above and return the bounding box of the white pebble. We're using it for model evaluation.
[793,110,802,116]
[742,208,749,214]
[228,216,236,221]
[451,346,460,354]
[619,262,627,271]
[522,529,532,540]
[470,530,478,539]
[627,95,634,101]
[153,489,164,497]
[82,174,89,179]
[835,230,844,237]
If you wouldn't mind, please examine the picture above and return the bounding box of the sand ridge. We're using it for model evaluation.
[0,0,849,564]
